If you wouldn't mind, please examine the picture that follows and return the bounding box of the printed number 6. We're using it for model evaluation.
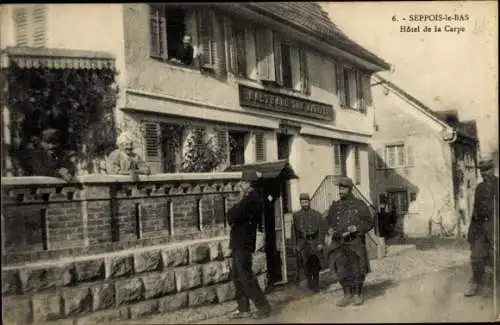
[392,15,397,22]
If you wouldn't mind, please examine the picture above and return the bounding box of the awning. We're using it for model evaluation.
[224,159,299,181]
[1,47,115,70]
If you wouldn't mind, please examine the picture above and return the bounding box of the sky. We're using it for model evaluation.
[322,1,498,156]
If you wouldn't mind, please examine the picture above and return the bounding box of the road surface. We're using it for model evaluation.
[202,263,495,323]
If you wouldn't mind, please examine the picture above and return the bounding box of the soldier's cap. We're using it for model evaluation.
[299,193,310,201]
[337,177,354,188]
[478,159,494,171]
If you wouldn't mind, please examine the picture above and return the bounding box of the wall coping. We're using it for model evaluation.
[1,172,244,187]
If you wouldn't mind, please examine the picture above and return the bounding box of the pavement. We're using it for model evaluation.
[120,245,497,324]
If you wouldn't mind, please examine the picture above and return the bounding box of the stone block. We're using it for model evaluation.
[73,259,105,283]
[252,253,267,275]
[215,282,236,303]
[157,292,188,313]
[2,296,32,325]
[142,271,176,299]
[202,261,230,286]
[208,241,224,261]
[189,244,210,264]
[135,250,163,274]
[108,255,134,278]
[116,278,145,306]
[91,283,115,312]
[188,287,218,307]
[128,300,159,319]
[32,292,63,323]
[175,266,202,292]
[162,247,189,268]
[62,287,93,316]
[1,269,22,295]
[74,307,129,325]
[20,265,73,293]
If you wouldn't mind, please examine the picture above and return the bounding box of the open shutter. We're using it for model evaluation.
[354,147,361,185]
[335,63,346,107]
[223,18,237,74]
[356,70,365,113]
[333,144,342,176]
[212,13,226,76]
[216,129,228,165]
[406,145,415,167]
[199,10,215,68]
[149,5,166,59]
[255,132,265,162]
[32,5,46,47]
[144,122,160,162]
[362,72,372,107]
[290,46,301,91]
[375,148,385,169]
[256,29,275,82]
[273,33,283,85]
[13,8,29,47]
[299,48,310,95]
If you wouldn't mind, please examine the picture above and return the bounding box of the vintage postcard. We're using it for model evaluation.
[1,1,498,324]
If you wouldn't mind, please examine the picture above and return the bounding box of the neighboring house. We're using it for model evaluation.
[369,75,479,238]
[1,3,390,209]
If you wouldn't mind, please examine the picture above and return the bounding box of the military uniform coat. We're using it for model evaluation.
[292,208,324,266]
[325,193,374,275]
[467,176,499,252]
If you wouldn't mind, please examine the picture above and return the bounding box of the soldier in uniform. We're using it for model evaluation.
[292,193,324,292]
[324,177,374,306]
[464,159,499,297]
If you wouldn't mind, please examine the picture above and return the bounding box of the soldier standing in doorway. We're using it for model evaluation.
[324,177,374,306]
[464,159,499,297]
[292,193,324,292]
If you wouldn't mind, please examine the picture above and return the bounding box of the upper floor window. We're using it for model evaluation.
[376,143,414,169]
[13,5,46,47]
[335,63,371,113]
[333,143,348,176]
[229,25,258,79]
[149,5,219,70]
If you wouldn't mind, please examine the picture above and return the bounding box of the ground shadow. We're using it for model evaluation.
[363,279,398,302]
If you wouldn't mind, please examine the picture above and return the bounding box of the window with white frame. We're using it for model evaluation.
[387,190,409,214]
[13,5,46,47]
[230,24,258,79]
[376,143,414,169]
[335,63,371,112]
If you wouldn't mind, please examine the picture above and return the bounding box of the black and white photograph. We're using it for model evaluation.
[1,2,498,324]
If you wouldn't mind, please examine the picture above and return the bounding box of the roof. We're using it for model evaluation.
[1,47,115,70]
[242,2,391,71]
[374,74,478,142]
[224,160,299,180]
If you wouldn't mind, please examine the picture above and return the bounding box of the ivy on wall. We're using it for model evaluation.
[181,126,227,173]
[5,63,118,177]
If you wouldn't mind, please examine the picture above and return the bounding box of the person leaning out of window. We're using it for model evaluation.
[106,132,151,178]
[169,34,195,66]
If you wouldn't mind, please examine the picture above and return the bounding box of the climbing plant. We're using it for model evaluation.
[181,126,227,173]
[6,62,118,177]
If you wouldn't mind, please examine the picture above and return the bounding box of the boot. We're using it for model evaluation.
[352,285,364,305]
[336,286,353,307]
[464,281,480,297]
[312,273,321,292]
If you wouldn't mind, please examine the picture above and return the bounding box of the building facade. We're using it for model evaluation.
[369,75,479,238]
[1,3,390,209]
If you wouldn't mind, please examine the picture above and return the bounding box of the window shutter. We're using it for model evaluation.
[224,18,237,74]
[232,25,245,75]
[362,72,372,106]
[255,132,265,162]
[144,122,160,162]
[299,48,310,95]
[354,147,361,185]
[273,33,283,85]
[375,148,385,169]
[290,46,301,91]
[335,63,346,106]
[212,13,226,76]
[32,6,46,47]
[216,129,228,165]
[199,10,215,68]
[356,70,365,113]
[256,29,275,82]
[14,8,29,47]
[406,145,415,167]
[149,5,166,58]
[334,144,342,176]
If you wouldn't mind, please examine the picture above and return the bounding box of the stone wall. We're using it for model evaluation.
[1,173,268,325]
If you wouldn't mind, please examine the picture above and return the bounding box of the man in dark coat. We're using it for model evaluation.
[292,193,324,292]
[324,177,374,306]
[227,180,271,319]
[464,159,499,297]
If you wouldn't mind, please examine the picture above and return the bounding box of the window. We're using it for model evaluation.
[387,191,409,214]
[160,123,184,173]
[335,63,370,112]
[229,131,246,165]
[230,25,257,79]
[333,143,348,176]
[277,42,309,93]
[277,134,292,160]
[281,43,293,88]
[354,146,361,185]
[377,144,414,169]
[13,5,46,47]
[255,132,265,162]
